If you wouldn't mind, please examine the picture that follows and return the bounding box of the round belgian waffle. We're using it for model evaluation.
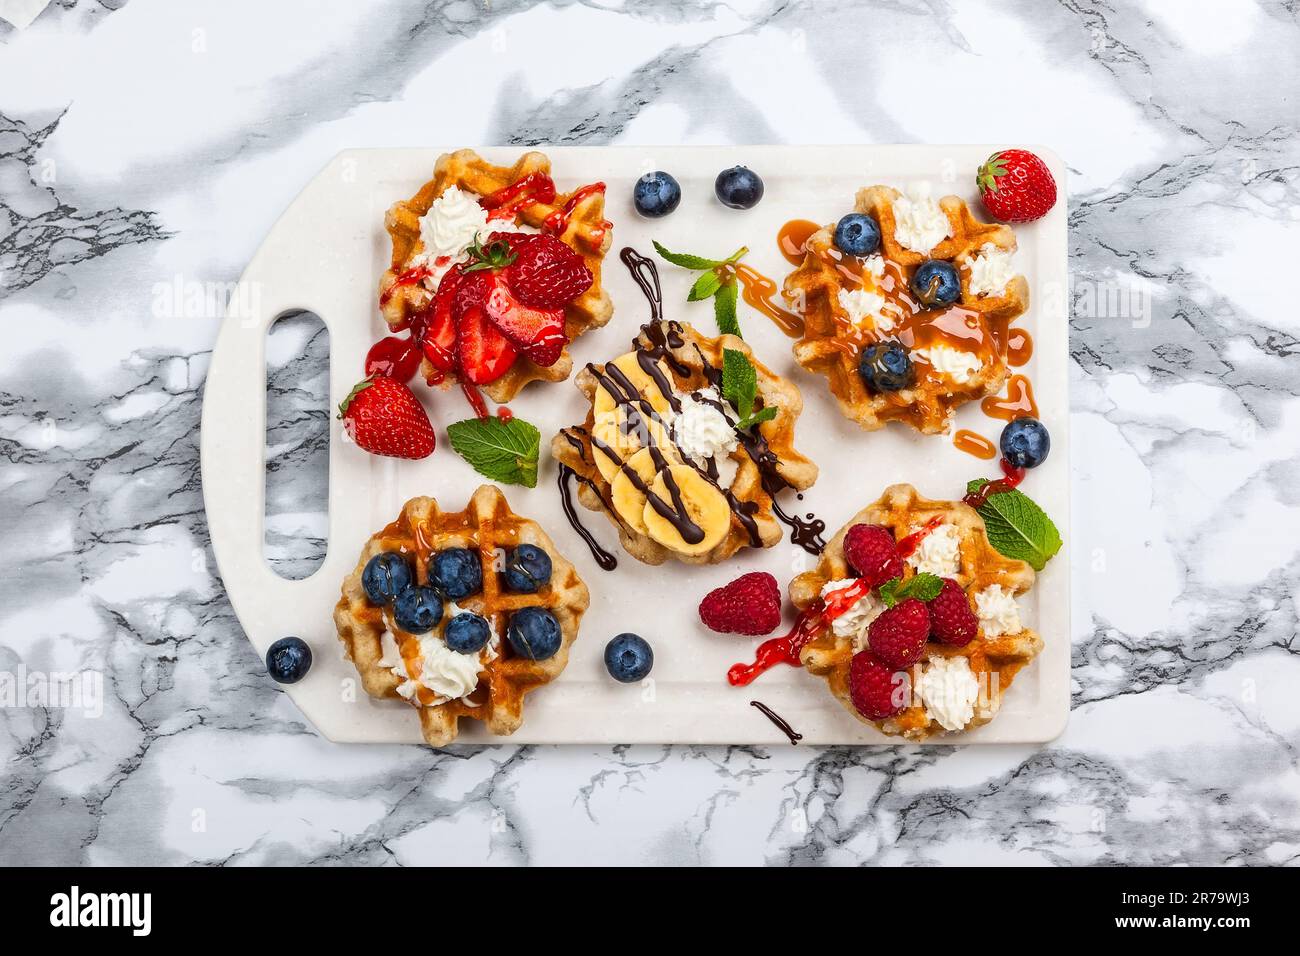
[333,485,590,746]
[785,185,1029,434]
[379,148,615,403]
[551,319,818,566]
[793,483,1042,740]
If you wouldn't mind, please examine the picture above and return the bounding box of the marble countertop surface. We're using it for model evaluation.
[2,0,1297,866]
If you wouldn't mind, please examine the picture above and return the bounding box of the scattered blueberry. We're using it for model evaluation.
[429,548,482,600]
[393,585,444,633]
[444,612,492,654]
[503,543,552,593]
[506,606,562,661]
[1000,417,1051,469]
[858,343,915,393]
[714,166,764,209]
[910,260,961,308]
[633,171,681,219]
[266,636,312,684]
[361,552,412,605]
[604,633,654,683]
[833,213,881,257]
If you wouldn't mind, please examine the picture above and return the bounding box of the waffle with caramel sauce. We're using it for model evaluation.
[785,185,1029,434]
[551,319,818,566]
[379,149,614,403]
[792,483,1041,740]
[333,485,589,747]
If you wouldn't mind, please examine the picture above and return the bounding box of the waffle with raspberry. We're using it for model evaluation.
[785,185,1029,434]
[333,485,589,746]
[792,483,1041,739]
[380,149,614,402]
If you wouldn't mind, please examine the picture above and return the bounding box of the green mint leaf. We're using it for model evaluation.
[964,480,1062,570]
[877,576,902,608]
[721,348,757,422]
[714,281,742,337]
[896,572,944,603]
[736,405,777,431]
[652,240,723,271]
[687,269,723,302]
[447,417,541,488]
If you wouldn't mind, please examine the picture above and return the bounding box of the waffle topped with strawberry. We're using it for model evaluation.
[791,483,1041,740]
[380,149,614,403]
[333,485,590,747]
[784,184,1029,434]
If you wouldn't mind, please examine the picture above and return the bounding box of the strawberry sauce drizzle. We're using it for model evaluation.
[895,515,944,559]
[727,579,874,686]
[379,264,432,309]
[365,335,423,383]
[461,382,491,420]
[963,458,1027,509]
[479,172,557,221]
[496,406,513,422]
[543,182,607,240]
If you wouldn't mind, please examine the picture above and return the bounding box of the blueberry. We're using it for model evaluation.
[361,552,412,606]
[604,633,653,683]
[503,543,552,593]
[506,606,562,661]
[266,636,312,684]
[429,548,482,600]
[910,260,961,308]
[858,343,915,393]
[1000,417,1051,469]
[444,612,492,654]
[714,166,764,209]
[633,171,681,218]
[393,585,444,634]
[833,213,881,257]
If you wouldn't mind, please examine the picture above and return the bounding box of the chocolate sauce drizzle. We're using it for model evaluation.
[750,700,803,745]
[556,245,827,558]
[557,464,618,571]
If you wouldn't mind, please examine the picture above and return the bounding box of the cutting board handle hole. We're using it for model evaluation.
[263,309,329,580]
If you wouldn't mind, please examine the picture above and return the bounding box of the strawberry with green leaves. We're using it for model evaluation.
[976,149,1057,223]
[338,377,436,460]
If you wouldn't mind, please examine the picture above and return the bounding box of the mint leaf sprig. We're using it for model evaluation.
[877,572,944,608]
[447,416,541,487]
[653,240,748,338]
[964,480,1062,570]
[721,348,778,432]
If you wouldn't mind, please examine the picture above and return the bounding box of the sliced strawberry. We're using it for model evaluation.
[480,274,567,367]
[421,267,463,372]
[455,304,518,385]
[507,234,593,309]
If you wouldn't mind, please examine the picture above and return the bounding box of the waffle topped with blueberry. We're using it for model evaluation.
[333,485,589,747]
[784,183,1029,434]
[380,149,614,403]
[551,319,818,566]
[791,483,1041,740]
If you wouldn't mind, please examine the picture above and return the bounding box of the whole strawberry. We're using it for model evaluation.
[928,578,978,646]
[842,523,903,588]
[848,650,908,720]
[699,571,782,636]
[976,149,1057,223]
[867,597,930,669]
[338,376,435,460]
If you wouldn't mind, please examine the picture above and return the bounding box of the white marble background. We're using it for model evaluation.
[1,0,1298,866]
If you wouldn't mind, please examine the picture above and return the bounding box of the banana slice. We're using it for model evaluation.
[593,352,673,418]
[642,465,732,557]
[609,447,660,535]
[590,410,676,482]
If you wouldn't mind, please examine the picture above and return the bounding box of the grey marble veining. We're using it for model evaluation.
[1,0,1298,866]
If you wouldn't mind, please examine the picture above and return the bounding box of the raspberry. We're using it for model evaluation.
[848,650,908,720]
[928,578,978,646]
[698,571,782,636]
[866,598,930,669]
[842,523,903,588]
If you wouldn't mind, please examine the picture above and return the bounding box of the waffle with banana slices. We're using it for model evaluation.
[785,184,1029,434]
[792,483,1041,740]
[380,148,614,402]
[552,319,818,566]
[333,485,589,747]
